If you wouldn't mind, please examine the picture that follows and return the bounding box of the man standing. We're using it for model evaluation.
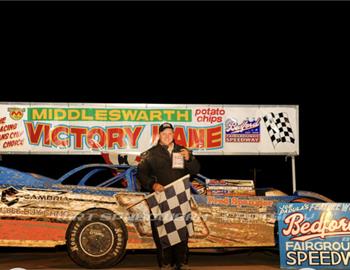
[137,122,200,270]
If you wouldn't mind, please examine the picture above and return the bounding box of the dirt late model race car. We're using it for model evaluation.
[0,164,332,268]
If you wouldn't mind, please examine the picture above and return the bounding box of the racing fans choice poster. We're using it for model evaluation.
[0,103,299,155]
[277,202,350,269]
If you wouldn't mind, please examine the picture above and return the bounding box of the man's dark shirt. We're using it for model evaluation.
[137,143,200,192]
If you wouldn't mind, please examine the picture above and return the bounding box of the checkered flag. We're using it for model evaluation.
[145,175,194,249]
[263,112,295,148]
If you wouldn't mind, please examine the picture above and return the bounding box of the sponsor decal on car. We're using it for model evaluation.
[207,196,274,207]
[1,187,20,206]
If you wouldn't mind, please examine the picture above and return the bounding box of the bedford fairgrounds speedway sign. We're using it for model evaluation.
[0,103,299,155]
[278,202,350,269]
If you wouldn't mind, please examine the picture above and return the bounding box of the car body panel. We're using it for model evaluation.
[0,165,331,249]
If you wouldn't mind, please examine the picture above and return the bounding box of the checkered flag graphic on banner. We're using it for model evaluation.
[263,112,295,148]
[146,175,194,249]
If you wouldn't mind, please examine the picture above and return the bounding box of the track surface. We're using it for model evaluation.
[0,248,280,270]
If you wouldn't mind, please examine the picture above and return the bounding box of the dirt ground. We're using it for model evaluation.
[0,248,280,270]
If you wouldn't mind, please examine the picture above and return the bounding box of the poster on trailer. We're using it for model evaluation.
[0,103,299,155]
[277,202,350,269]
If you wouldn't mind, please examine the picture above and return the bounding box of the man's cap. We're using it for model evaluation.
[159,122,174,133]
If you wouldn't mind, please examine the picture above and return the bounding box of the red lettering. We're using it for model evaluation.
[87,128,106,150]
[70,127,86,149]
[174,127,187,147]
[25,122,45,145]
[11,111,23,117]
[43,124,51,146]
[124,126,143,148]
[151,125,159,144]
[0,123,17,132]
[195,109,224,123]
[9,131,23,139]
[188,128,205,149]
[106,128,124,149]
[0,133,9,140]
[282,212,350,241]
[207,196,230,206]
[3,139,24,148]
[207,125,222,148]
[51,126,69,148]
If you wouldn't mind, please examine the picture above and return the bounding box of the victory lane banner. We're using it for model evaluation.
[0,103,299,155]
[277,202,350,269]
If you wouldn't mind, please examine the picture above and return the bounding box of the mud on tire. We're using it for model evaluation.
[66,208,128,269]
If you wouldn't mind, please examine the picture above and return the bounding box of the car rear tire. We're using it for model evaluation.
[66,208,128,269]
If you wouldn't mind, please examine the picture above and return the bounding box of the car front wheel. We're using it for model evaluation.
[66,208,128,269]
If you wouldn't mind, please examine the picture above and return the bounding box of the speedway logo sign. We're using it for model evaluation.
[0,103,299,155]
[278,203,350,269]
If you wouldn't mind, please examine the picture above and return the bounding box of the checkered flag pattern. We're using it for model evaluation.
[146,175,194,249]
[263,112,295,147]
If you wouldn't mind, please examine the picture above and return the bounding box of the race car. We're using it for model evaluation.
[0,163,332,268]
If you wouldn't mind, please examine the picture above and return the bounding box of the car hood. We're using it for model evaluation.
[0,166,56,189]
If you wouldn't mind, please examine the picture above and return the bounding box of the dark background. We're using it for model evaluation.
[0,2,347,202]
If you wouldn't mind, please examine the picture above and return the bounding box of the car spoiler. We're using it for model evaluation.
[293,190,334,202]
